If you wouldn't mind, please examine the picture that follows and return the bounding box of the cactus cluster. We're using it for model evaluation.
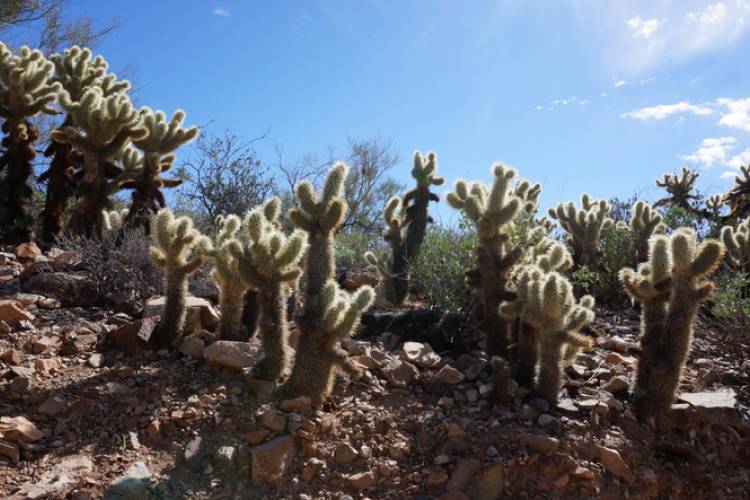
[548,194,613,271]
[366,151,443,305]
[148,209,208,347]
[721,217,750,272]
[724,165,750,221]
[620,229,724,417]
[0,43,61,242]
[623,200,666,263]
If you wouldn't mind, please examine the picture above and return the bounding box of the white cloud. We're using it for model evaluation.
[687,2,728,25]
[716,97,750,132]
[627,16,662,38]
[727,147,750,169]
[213,6,230,17]
[614,79,627,87]
[621,101,713,120]
[639,76,656,85]
[681,137,736,167]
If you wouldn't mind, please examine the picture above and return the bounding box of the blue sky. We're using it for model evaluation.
[11,1,750,218]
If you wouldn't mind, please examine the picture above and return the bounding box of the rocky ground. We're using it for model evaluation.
[1,242,749,499]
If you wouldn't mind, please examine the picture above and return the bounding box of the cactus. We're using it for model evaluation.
[724,165,750,221]
[548,194,612,271]
[119,108,198,232]
[281,163,376,404]
[40,46,120,242]
[227,198,307,380]
[366,151,443,304]
[501,267,594,402]
[50,84,146,237]
[0,43,60,242]
[655,167,701,210]
[102,208,129,234]
[620,228,724,417]
[721,217,750,272]
[446,163,533,358]
[626,200,666,263]
[148,209,208,347]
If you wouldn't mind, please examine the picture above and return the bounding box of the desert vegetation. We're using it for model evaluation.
[0,34,749,499]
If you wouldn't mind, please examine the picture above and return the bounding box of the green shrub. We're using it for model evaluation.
[595,224,638,308]
[711,270,750,339]
[335,230,384,273]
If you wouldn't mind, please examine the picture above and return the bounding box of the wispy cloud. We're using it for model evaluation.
[614,79,628,87]
[639,76,656,85]
[680,136,736,167]
[621,101,712,120]
[213,6,230,17]
[716,97,750,133]
[535,96,592,111]
[626,16,663,39]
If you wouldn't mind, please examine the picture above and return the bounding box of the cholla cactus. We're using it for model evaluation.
[548,194,612,271]
[724,165,750,221]
[446,163,530,358]
[627,200,666,263]
[501,268,594,402]
[119,108,198,231]
[366,151,443,304]
[51,85,146,237]
[620,228,724,417]
[721,217,750,272]
[205,214,248,341]
[281,163,377,404]
[655,167,701,209]
[40,46,128,242]
[0,43,60,242]
[102,208,129,233]
[149,209,208,347]
[229,199,307,380]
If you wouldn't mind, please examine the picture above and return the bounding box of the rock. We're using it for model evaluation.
[0,299,36,323]
[438,397,454,408]
[467,463,504,500]
[214,446,237,469]
[537,414,556,426]
[280,396,312,412]
[344,471,377,490]
[17,456,93,499]
[204,340,262,371]
[143,295,219,334]
[602,375,629,394]
[0,416,44,442]
[679,389,740,426]
[0,438,19,463]
[258,408,286,432]
[87,353,104,368]
[401,341,441,368]
[426,467,449,487]
[446,458,481,491]
[596,445,634,484]
[521,433,560,455]
[108,317,160,354]
[434,454,451,465]
[382,358,419,387]
[334,442,359,464]
[38,396,66,416]
[251,435,297,484]
[0,349,21,364]
[661,403,700,429]
[179,335,205,358]
[22,272,100,307]
[242,429,270,446]
[15,242,41,260]
[183,436,206,471]
[437,365,465,384]
[104,461,151,499]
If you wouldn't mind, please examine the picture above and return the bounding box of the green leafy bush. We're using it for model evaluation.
[595,224,638,308]
[711,270,750,339]
[335,230,384,273]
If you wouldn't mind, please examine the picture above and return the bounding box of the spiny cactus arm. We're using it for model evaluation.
[0,44,60,120]
[134,107,199,155]
[721,218,750,268]
[724,165,750,219]
[630,200,665,239]
[410,150,444,189]
[514,179,542,213]
[320,281,375,341]
[49,46,108,101]
[670,228,725,278]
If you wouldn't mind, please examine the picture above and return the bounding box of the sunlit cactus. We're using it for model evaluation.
[446,163,530,359]
[626,200,665,263]
[548,194,612,271]
[119,108,198,231]
[0,43,60,242]
[229,199,307,381]
[102,207,129,234]
[148,209,208,347]
[721,217,750,272]
[620,228,724,417]
[366,151,442,304]
[655,167,701,209]
[281,163,377,404]
[50,84,146,237]
[723,165,750,221]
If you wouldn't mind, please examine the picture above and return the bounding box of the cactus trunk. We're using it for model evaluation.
[153,267,189,347]
[513,321,538,386]
[536,336,564,402]
[219,283,247,341]
[255,282,291,381]
[0,120,38,243]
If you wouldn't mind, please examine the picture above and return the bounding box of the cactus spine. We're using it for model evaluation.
[50,83,145,237]
[149,209,207,347]
[721,217,750,272]
[229,198,307,380]
[0,43,60,242]
[366,151,443,304]
[620,229,724,417]
[446,164,530,358]
[120,108,198,231]
[281,163,376,404]
[548,194,612,271]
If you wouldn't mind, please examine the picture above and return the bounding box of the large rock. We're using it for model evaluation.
[0,416,44,442]
[679,389,740,426]
[0,300,35,323]
[203,340,262,370]
[596,445,634,484]
[143,296,219,334]
[104,461,152,499]
[22,272,100,307]
[401,341,441,368]
[381,358,419,387]
[108,317,160,354]
[251,435,297,484]
[17,456,93,499]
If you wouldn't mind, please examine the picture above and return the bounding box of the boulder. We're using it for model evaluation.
[203,340,262,371]
[108,317,160,354]
[250,435,297,484]
[104,461,151,499]
[143,296,219,334]
[17,456,93,499]
[679,389,740,426]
